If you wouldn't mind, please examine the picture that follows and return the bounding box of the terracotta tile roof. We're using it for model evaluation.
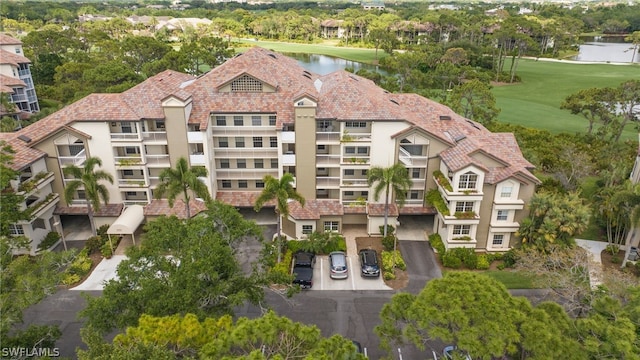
[399,206,437,215]
[54,203,124,217]
[184,47,321,130]
[367,203,399,217]
[440,133,539,184]
[14,70,194,146]
[288,199,344,220]
[0,49,30,66]
[0,33,22,45]
[0,133,47,171]
[0,73,26,93]
[215,191,275,208]
[343,205,367,214]
[144,199,207,219]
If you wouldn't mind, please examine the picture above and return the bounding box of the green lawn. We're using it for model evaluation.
[234,40,640,140]
[481,270,537,289]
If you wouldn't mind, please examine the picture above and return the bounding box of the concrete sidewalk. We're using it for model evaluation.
[575,239,609,288]
[70,255,125,291]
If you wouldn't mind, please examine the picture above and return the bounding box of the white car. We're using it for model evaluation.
[443,345,472,360]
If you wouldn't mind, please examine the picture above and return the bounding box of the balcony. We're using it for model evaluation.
[115,155,143,166]
[18,171,54,194]
[340,132,371,142]
[110,132,140,141]
[410,179,426,189]
[399,147,428,167]
[316,132,340,143]
[281,131,295,143]
[142,131,168,143]
[316,154,341,166]
[148,177,161,187]
[118,178,147,187]
[123,199,150,206]
[316,176,340,187]
[146,154,170,167]
[214,148,278,158]
[282,154,296,166]
[342,178,368,187]
[27,193,60,218]
[187,132,204,143]
[59,149,86,167]
[216,169,277,179]
[341,155,370,165]
[190,153,206,165]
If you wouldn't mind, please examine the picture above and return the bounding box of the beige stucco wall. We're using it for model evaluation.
[294,104,317,200]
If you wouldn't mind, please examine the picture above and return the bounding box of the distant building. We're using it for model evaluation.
[0,33,39,119]
[362,1,385,10]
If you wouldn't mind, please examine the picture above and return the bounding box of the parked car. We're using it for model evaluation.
[359,249,380,278]
[292,251,316,289]
[329,251,348,279]
[443,345,472,360]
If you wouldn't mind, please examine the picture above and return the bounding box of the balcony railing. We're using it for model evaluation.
[342,155,370,165]
[145,154,170,166]
[123,200,150,206]
[216,169,277,179]
[342,179,368,187]
[27,193,60,218]
[148,176,161,187]
[142,131,167,142]
[340,132,371,142]
[190,153,206,165]
[18,171,54,193]
[187,132,203,143]
[118,178,147,187]
[316,154,341,165]
[282,154,296,166]
[316,177,340,187]
[59,149,86,167]
[115,155,143,166]
[399,147,428,167]
[316,132,340,142]
[281,131,295,143]
[214,148,278,157]
[110,133,140,140]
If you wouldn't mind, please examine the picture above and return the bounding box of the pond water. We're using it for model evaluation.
[283,52,385,75]
[572,36,638,63]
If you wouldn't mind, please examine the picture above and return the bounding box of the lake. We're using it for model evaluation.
[572,36,638,63]
[283,52,385,75]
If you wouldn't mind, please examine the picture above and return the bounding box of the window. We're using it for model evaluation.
[412,168,421,178]
[216,116,226,126]
[220,159,230,169]
[238,180,248,188]
[69,144,84,156]
[155,121,166,129]
[237,159,246,168]
[324,221,339,232]
[270,137,277,148]
[455,201,474,212]
[357,147,368,154]
[123,170,134,176]
[219,137,228,148]
[501,186,513,198]
[126,191,139,197]
[256,181,264,188]
[222,180,231,188]
[271,159,278,168]
[458,172,478,189]
[496,210,509,221]
[302,225,313,235]
[125,147,140,155]
[345,121,366,128]
[361,191,368,197]
[269,115,277,126]
[253,137,263,148]
[409,191,420,200]
[453,225,471,235]
[121,122,133,133]
[492,234,504,246]
[255,159,264,169]
[9,224,24,235]
[344,169,355,176]
[234,116,243,126]
[345,147,355,154]
[252,116,261,126]
[317,120,333,131]
[317,145,326,151]
[344,191,354,196]
[235,137,245,148]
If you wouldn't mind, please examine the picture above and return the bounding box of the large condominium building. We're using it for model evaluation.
[0,34,40,118]
[3,47,539,254]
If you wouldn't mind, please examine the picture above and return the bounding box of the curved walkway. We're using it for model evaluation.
[575,239,609,288]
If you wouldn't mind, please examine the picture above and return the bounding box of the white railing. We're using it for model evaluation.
[110,133,140,140]
[342,132,371,142]
[399,147,412,166]
[214,148,278,157]
[316,132,340,142]
[146,154,170,166]
[190,154,206,165]
[316,154,341,165]
[115,156,143,166]
[342,155,370,165]
[59,149,86,166]
[316,177,340,187]
[216,169,277,179]
[282,154,296,166]
[403,199,425,205]
[118,178,147,187]
[142,131,167,142]
[342,179,368,186]
[148,177,161,187]
[281,131,295,143]
[123,200,150,206]
[187,132,203,143]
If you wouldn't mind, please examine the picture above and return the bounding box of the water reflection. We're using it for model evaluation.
[573,36,638,63]
[282,52,386,75]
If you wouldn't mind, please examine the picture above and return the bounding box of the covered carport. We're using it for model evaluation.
[107,205,144,250]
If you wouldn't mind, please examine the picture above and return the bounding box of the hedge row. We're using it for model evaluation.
[428,233,509,270]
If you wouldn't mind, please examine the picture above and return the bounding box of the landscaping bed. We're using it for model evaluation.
[355,236,408,290]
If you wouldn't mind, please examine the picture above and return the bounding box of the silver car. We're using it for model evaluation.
[329,251,348,279]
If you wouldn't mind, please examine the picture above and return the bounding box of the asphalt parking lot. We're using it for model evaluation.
[310,255,391,291]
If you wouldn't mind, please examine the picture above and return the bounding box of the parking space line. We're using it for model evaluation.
[319,257,324,290]
[349,256,356,290]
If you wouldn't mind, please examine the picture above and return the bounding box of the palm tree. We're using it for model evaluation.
[155,157,211,219]
[367,163,412,253]
[254,173,305,263]
[63,157,114,237]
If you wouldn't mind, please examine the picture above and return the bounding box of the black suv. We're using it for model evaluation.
[292,251,316,289]
[359,249,380,277]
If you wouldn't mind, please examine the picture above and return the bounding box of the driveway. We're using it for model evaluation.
[310,255,391,291]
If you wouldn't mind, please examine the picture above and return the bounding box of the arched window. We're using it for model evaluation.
[458,171,477,190]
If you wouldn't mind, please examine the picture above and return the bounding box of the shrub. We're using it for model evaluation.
[606,244,620,256]
[100,242,113,259]
[453,248,478,269]
[610,256,621,264]
[97,224,110,236]
[381,250,406,271]
[502,249,519,268]
[38,231,61,251]
[476,254,490,270]
[273,249,293,276]
[428,233,446,254]
[382,235,396,252]
[441,252,462,269]
[62,273,81,286]
[383,271,396,280]
[379,224,395,235]
[67,249,92,277]
[85,235,106,254]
